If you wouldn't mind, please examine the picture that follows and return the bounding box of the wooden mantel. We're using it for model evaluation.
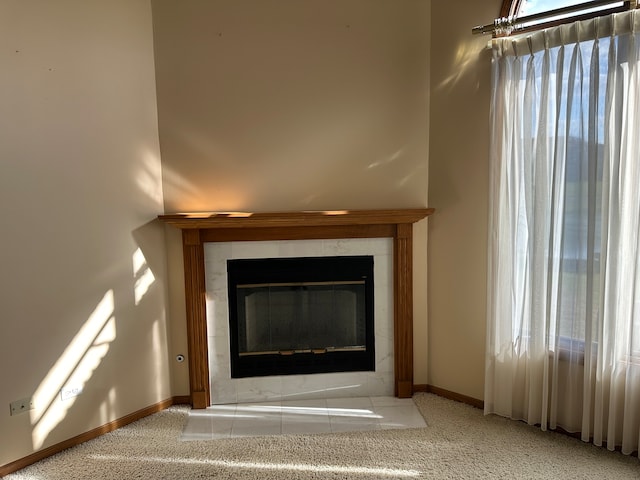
[159,208,434,408]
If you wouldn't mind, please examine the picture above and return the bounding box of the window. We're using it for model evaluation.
[474,0,633,36]
[519,0,593,15]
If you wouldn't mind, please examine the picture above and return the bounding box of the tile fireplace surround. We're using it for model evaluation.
[159,209,433,408]
[206,237,390,404]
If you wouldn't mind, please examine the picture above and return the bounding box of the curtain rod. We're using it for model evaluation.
[472,0,636,36]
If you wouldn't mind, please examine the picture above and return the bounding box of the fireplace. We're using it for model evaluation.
[227,256,375,378]
[158,209,434,408]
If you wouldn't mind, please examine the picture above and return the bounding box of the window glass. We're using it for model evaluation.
[517,0,626,29]
[519,0,589,16]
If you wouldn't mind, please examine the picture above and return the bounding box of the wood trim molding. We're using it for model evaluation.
[394,223,414,397]
[0,398,179,477]
[413,384,485,410]
[181,229,210,409]
[500,0,521,18]
[172,395,191,405]
[160,209,434,406]
[159,209,433,230]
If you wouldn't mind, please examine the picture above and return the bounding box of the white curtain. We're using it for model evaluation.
[485,10,640,456]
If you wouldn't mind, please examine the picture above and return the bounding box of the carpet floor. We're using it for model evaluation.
[5,393,640,479]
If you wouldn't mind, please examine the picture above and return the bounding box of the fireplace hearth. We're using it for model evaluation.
[227,256,375,378]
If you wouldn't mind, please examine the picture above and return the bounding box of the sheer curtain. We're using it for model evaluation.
[485,10,640,456]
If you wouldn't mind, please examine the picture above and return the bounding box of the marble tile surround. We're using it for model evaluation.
[204,238,394,404]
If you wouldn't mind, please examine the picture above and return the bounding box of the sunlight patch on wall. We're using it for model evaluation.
[436,40,486,92]
[160,163,204,209]
[135,148,164,205]
[367,148,405,169]
[151,318,170,399]
[98,387,117,426]
[133,248,156,305]
[31,290,116,449]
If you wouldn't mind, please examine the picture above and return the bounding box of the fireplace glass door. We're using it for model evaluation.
[227,256,375,378]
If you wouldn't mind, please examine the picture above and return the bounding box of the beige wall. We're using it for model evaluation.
[0,0,501,467]
[151,0,432,391]
[427,0,500,400]
[0,0,169,467]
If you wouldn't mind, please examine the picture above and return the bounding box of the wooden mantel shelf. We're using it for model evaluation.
[159,208,434,408]
[159,208,434,230]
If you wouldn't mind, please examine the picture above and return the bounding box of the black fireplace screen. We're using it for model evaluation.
[227,256,375,378]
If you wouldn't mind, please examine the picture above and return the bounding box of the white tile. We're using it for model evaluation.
[281,404,329,419]
[232,412,281,428]
[184,396,423,440]
[375,341,394,371]
[328,408,380,423]
[324,373,371,398]
[206,404,237,419]
[326,396,373,409]
[327,398,381,433]
[208,336,230,376]
[204,270,228,292]
[370,396,416,407]
[210,415,234,439]
[374,255,393,289]
[205,237,395,404]
[375,309,392,333]
[281,410,329,423]
[232,423,282,437]
[231,403,282,433]
[329,417,381,433]
[281,419,331,435]
[206,297,229,337]
[282,398,328,409]
[235,401,283,418]
[241,400,283,408]
[210,379,237,404]
[236,376,283,403]
[278,239,325,257]
[374,405,427,430]
[181,415,213,441]
[281,399,330,435]
[324,238,362,255]
[205,242,233,266]
[281,374,328,401]
[367,374,394,397]
[208,360,231,379]
[232,241,280,259]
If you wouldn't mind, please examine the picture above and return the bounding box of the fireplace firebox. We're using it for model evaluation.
[227,256,375,378]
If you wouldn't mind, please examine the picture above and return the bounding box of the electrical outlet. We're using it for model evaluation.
[10,398,34,416]
[60,385,84,401]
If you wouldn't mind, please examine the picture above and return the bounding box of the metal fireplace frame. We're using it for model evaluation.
[227,255,376,378]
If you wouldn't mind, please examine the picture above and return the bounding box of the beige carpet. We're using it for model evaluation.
[5,393,640,479]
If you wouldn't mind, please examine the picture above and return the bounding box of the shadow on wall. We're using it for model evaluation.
[25,219,168,452]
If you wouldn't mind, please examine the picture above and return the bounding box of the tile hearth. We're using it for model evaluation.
[181,396,426,440]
